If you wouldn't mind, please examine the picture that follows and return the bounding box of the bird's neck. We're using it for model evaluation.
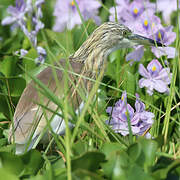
[69,46,108,75]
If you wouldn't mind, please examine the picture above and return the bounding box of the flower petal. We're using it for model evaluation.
[131,113,140,125]
[151,47,176,59]
[139,78,152,88]
[135,98,145,112]
[153,80,169,93]
[132,126,140,134]
[1,16,16,25]
[106,107,113,114]
[155,68,172,84]
[147,59,162,74]
[126,46,144,63]
[139,64,150,78]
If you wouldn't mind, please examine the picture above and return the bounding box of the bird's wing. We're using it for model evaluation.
[9,59,85,144]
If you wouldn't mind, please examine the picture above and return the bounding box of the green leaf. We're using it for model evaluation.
[0,168,18,180]
[52,158,66,178]
[139,138,158,169]
[122,70,136,95]
[111,151,129,180]
[72,141,88,156]
[152,158,180,179]
[22,48,37,72]
[72,169,104,180]
[1,77,26,97]
[0,152,24,176]
[0,138,7,148]
[101,142,126,157]
[0,56,19,77]
[71,151,105,172]
[127,142,142,163]
[101,150,129,179]
[0,0,14,6]
[21,149,44,175]
[126,163,154,180]
[0,93,18,116]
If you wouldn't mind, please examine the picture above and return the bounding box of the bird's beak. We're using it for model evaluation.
[128,33,164,47]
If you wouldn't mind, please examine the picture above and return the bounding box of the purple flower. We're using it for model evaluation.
[109,0,130,23]
[151,26,176,58]
[126,14,176,61]
[15,49,28,58]
[106,91,154,137]
[2,0,46,64]
[139,59,172,95]
[126,45,144,63]
[132,10,161,35]
[134,94,154,137]
[53,0,101,32]
[35,46,47,65]
[156,0,180,24]
[126,10,162,62]
[106,91,127,116]
[109,0,155,24]
[2,0,45,44]
[109,0,176,62]
[1,0,27,26]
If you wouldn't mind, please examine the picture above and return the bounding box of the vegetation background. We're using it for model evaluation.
[0,0,179,179]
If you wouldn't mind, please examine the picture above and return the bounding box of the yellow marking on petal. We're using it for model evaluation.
[158,31,162,40]
[133,8,138,14]
[125,111,128,116]
[152,66,156,71]
[121,96,124,101]
[71,0,75,6]
[144,19,148,26]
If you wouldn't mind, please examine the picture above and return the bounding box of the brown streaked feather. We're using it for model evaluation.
[9,59,88,144]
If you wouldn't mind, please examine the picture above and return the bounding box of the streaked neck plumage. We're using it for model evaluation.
[69,22,130,74]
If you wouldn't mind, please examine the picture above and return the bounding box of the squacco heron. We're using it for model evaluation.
[9,22,162,154]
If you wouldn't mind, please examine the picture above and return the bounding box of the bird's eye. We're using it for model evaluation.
[123,30,128,37]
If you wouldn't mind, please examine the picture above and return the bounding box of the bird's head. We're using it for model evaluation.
[70,22,163,72]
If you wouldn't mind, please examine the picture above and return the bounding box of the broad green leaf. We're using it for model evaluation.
[127,142,142,163]
[101,142,126,157]
[0,152,24,176]
[0,0,14,6]
[21,149,44,175]
[0,168,18,180]
[52,158,66,177]
[22,48,38,72]
[126,163,154,180]
[111,151,128,180]
[152,158,180,179]
[139,138,158,169]
[71,151,105,172]
[72,141,88,156]
[1,77,26,97]
[122,70,136,95]
[72,169,104,180]
[28,174,48,180]
[0,138,7,148]
[0,93,19,117]
[101,150,129,179]
[0,56,19,77]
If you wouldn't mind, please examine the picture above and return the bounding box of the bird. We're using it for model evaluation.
[9,22,163,154]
